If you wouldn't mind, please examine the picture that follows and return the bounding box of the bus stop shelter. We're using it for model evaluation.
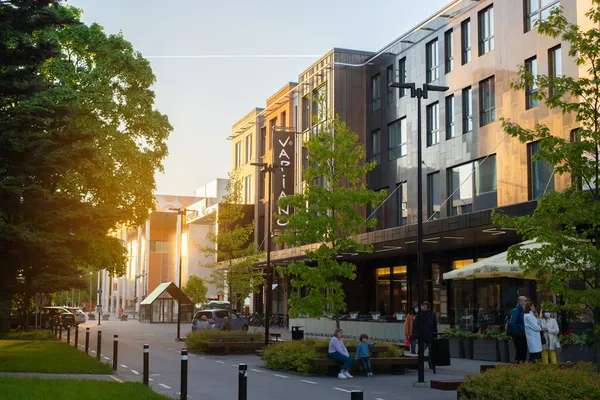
[139,282,194,323]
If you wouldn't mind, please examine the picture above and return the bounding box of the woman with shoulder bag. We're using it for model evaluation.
[540,310,560,364]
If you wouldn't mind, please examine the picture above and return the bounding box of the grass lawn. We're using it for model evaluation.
[0,340,112,374]
[0,377,171,400]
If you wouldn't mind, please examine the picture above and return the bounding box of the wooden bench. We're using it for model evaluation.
[201,333,264,354]
[269,332,282,342]
[431,380,464,391]
[310,346,420,376]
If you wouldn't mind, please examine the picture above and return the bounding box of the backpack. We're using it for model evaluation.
[504,315,511,334]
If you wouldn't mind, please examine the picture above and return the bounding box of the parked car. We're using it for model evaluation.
[40,306,76,329]
[64,307,87,324]
[191,309,248,331]
[196,300,231,311]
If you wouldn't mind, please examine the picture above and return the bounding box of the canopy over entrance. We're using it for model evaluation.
[139,282,193,323]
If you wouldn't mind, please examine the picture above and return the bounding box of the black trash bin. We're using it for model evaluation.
[431,334,451,369]
[291,326,304,340]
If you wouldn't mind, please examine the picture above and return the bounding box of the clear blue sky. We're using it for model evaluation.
[67,0,450,195]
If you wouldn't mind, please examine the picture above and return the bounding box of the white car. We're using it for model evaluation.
[65,307,87,324]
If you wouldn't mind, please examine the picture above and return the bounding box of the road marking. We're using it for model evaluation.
[301,380,317,384]
[103,356,110,360]
[120,365,128,368]
[109,375,123,383]
[334,388,351,393]
[375,398,385,400]
[215,361,225,364]
[151,374,161,376]
[250,368,262,373]
[158,383,171,389]
[167,348,173,351]
[274,374,289,379]
[149,378,154,381]
[130,370,140,375]
[200,356,205,359]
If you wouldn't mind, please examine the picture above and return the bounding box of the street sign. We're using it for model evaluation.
[96,304,102,308]
[98,289,103,294]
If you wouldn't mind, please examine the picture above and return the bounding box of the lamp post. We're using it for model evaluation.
[169,207,187,341]
[389,82,448,383]
[251,162,276,346]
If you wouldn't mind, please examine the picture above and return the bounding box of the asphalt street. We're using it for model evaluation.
[65,318,466,400]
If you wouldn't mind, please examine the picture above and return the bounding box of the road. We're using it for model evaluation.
[68,318,462,400]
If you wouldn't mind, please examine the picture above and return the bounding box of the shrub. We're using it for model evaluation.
[0,331,57,341]
[458,362,600,400]
[185,330,259,353]
[442,328,471,340]
[559,331,594,347]
[261,341,320,374]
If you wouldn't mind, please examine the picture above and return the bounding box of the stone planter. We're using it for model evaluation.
[473,339,499,361]
[498,340,510,363]
[370,313,381,321]
[449,337,465,358]
[464,337,474,359]
[559,344,597,363]
[508,340,516,363]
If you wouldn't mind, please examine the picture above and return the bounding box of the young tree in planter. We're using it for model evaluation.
[277,107,385,328]
[493,2,600,365]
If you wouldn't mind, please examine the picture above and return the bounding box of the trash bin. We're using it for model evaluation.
[431,334,451,367]
[291,326,304,340]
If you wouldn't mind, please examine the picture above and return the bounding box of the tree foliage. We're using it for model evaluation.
[493,2,600,363]
[277,107,385,324]
[182,275,208,306]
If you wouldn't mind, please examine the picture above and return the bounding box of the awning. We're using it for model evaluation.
[140,282,193,305]
[443,240,542,280]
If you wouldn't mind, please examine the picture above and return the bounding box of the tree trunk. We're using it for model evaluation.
[0,292,12,333]
[335,312,340,329]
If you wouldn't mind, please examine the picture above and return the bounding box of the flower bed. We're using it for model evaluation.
[558,331,596,363]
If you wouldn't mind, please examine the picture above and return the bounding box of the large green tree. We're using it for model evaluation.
[277,109,385,327]
[494,2,600,364]
[182,275,208,306]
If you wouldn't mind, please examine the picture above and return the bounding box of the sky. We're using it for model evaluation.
[66,0,450,196]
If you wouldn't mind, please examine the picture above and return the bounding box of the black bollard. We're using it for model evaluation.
[350,391,363,400]
[180,349,188,400]
[143,344,149,385]
[113,335,118,371]
[85,328,90,354]
[66,326,71,345]
[74,326,79,348]
[97,330,102,360]
[59,325,62,340]
[238,363,247,400]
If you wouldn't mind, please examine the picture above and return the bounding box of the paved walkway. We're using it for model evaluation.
[0,372,119,381]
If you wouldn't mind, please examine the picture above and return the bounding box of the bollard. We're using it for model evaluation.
[59,325,62,341]
[238,363,247,400]
[143,344,149,385]
[180,349,188,400]
[97,330,102,360]
[66,326,71,345]
[350,391,363,400]
[113,335,118,371]
[74,325,79,348]
[85,328,90,354]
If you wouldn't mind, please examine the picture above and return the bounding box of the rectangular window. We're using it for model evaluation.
[150,240,169,253]
[260,127,266,157]
[280,111,286,127]
[446,95,455,139]
[462,87,473,133]
[372,74,381,111]
[445,29,454,73]
[528,142,554,199]
[398,58,407,98]
[388,117,407,160]
[370,129,380,165]
[426,39,439,83]
[478,6,495,56]
[525,0,560,32]
[234,141,242,168]
[245,134,252,163]
[448,163,473,215]
[525,57,538,109]
[548,45,562,97]
[479,76,496,126]
[448,155,497,215]
[461,19,471,65]
[428,172,441,220]
[426,102,440,146]
[244,174,253,204]
[386,65,394,103]
[396,182,408,226]
[259,171,266,200]
[302,96,310,130]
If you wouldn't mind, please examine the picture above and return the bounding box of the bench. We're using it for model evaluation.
[119,315,128,321]
[201,333,264,354]
[269,332,282,342]
[102,314,110,321]
[431,380,464,391]
[310,346,420,376]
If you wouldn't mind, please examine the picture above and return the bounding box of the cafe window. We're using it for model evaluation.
[376,266,408,317]
[452,259,474,270]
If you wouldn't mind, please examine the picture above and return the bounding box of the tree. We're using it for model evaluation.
[182,275,208,306]
[277,108,385,327]
[493,2,600,365]
[198,169,264,310]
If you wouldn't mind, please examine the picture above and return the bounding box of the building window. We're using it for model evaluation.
[446,95,455,139]
[528,142,554,199]
[302,96,310,130]
[244,174,253,204]
[478,6,494,56]
[398,58,407,98]
[259,171,266,200]
[461,19,471,65]
[150,240,169,253]
[386,65,394,103]
[370,129,380,165]
[376,266,408,316]
[448,155,497,215]
[479,76,496,126]
[445,29,454,73]
[372,74,381,111]
[280,111,286,127]
[525,57,538,109]
[426,102,440,146]
[462,87,473,133]
[396,182,408,226]
[260,127,266,157]
[426,39,439,83]
[525,0,560,32]
[428,172,440,220]
[245,134,252,163]
[548,45,562,97]
[388,117,407,160]
[234,141,242,168]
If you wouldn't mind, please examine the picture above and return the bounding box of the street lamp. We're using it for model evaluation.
[169,207,187,341]
[389,82,448,383]
[251,162,277,346]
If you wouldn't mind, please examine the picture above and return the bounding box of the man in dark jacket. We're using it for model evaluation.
[412,301,438,369]
[507,296,528,362]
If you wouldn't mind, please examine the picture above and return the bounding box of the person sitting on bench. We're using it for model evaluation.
[328,328,354,379]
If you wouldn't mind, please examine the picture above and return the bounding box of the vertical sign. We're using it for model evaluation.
[272,127,295,234]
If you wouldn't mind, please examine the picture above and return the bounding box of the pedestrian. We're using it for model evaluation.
[524,301,543,362]
[540,309,560,364]
[327,328,354,379]
[404,307,415,354]
[356,334,375,377]
[507,296,528,363]
[218,316,232,331]
[118,306,123,319]
[412,301,438,369]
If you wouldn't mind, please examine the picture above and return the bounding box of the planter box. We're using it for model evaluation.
[449,337,465,358]
[508,340,516,363]
[559,344,597,363]
[473,339,499,361]
[498,340,510,363]
[464,338,474,359]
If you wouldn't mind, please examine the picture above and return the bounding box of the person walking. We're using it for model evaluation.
[524,301,542,362]
[404,308,415,354]
[507,296,528,363]
[412,301,438,369]
[328,329,354,379]
[540,310,560,364]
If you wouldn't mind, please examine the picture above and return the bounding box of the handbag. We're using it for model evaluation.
[540,331,547,346]
[405,336,411,346]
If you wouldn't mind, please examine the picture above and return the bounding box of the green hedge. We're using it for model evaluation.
[184,330,260,353]
[0,331,57,341]
[458,362,600,400]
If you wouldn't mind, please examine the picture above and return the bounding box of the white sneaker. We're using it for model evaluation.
[344,371,353,379]
[337,373,347,379]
